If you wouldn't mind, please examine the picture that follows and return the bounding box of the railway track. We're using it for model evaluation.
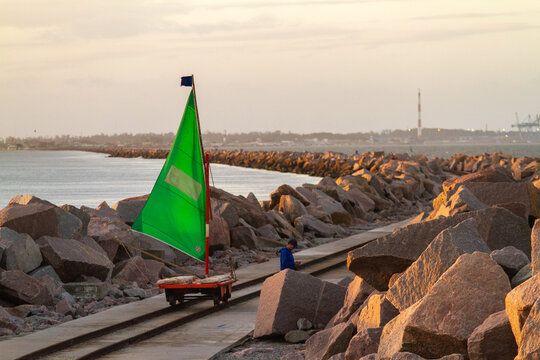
[14,240,356,360]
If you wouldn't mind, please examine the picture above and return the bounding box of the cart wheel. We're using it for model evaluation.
[223,289,230,303]
[167,297,177,306]
[177,294,185,304]
[213,295,220,306]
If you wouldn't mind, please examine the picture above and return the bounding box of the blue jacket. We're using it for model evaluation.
[279,247,296,271]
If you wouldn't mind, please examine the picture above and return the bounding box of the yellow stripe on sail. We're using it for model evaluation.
[164,165,202,201]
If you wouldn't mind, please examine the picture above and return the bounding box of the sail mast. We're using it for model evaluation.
[191,75,210,277]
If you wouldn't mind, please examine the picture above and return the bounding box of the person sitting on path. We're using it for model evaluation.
[279,239,301,271]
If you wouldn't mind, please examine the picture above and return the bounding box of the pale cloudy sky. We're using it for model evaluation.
[1,0,539,137]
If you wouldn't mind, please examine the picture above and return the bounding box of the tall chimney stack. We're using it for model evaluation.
[417,89,422,140]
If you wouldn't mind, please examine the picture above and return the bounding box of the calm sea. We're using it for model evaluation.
[0,151,321,208]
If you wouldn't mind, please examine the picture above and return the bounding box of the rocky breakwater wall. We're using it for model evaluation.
[0,155,439,338]
[252,165,540,360]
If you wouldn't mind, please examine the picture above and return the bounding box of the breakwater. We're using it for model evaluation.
[79,147,540,182]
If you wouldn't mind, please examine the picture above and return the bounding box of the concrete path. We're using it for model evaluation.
[0,218,410,360]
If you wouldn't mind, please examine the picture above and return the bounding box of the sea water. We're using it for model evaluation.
[0,150,321,208]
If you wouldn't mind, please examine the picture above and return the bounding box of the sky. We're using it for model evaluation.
[1,0,540,137]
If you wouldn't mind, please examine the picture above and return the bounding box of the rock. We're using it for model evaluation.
[516,299,540,360]
[231,347,276,358]
[298,318,313,330]
[60,204,90,231]
[209,215,230,252]
[279,195,308,223]
[390,354,464,360]
[0,196,82,239]
[0,227,42,273]
[329,276,375,327]
[76,236,109,258]
[257,224,282,241]
[39,275,65,298]
[285,329,310,343]
[123,287,147,299]
[0,270,54,305]
[212,201,239,229]
[512,264,532,287]
[55,298,75,316]
[348,207,531,291]
[0,306,26,334]
[86,217,127,260]
[356,293,399,333]
[295,215,336,238]
[112,256,160,287]
[490,246,531,278]
[230,226,257,249]
[359,355,379,360]
[378,252,511,359]
[494,202,529,220]
[328,354,345,360]
[112,194,148,225]
[254,269,346,337]
[29,265,62,282]
[428,186,488,220]
[467,310,517,360]
[210,187,267,228]
[246,192,260,208]
[304,322,355,360]
[386,219,490,311]
[460,182,540,219]
[281,352,306,360]
[345,327,382,360]
[270,184,311,209]
[265,210,302,240]
[442,166,515,191]
[505,273,540,346]
[37,236,113,282]
[317,198,352,226]
[532,219,540,276]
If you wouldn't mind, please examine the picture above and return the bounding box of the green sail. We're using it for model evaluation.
[132,89,206,261]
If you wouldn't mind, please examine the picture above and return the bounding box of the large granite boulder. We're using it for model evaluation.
[532,219,539,276]
[442,166,515,192]
[209,214,230,252]
[345,327,382,360]
[305,321,355,360]
[0,196,82,240]
[270,184,311,209]
[317,197,352,226]
[462,182,540,219]
[348,207,531,290]
[515,299,540,360]
[37,236,113,282]
[112,194,148,225]
[86,215,130,260]
[0,227,42,273]
[329,276,375,327]
[279,195,308,223]
[467,310,517,360]
[386,219,490,311]
[112,256,162,287]
[490,246,531,278]
[0,270,54,305]
[390,354,464,360]
[428,186,488,220]
[210,187,267,228]
[257,224,282,242]
[230,225,257,249]
[356,293,399,333]
[212,201,239,229]
[378,252,511,359]
[505,273,540,346]
[295,215,336,238]
[254,269,346,337]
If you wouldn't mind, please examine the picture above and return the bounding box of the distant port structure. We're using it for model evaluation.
[512,112,540,141]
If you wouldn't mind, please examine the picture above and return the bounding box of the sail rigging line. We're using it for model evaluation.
[110,236,202,278]
[118,241,153,285]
